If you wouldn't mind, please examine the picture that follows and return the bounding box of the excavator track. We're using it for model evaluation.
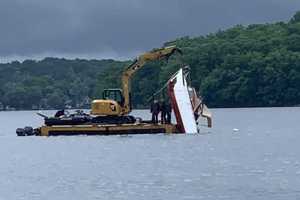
[44,115,136,126]
[91,115,136,125]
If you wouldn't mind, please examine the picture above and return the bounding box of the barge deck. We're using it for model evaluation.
[37,123,178,136]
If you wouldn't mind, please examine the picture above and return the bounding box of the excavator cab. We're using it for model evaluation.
[91,89,124,116]
[103,89,124,106]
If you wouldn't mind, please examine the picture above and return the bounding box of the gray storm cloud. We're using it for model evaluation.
[0,0,299,61]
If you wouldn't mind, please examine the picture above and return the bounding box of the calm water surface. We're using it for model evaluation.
[0,108,299,200]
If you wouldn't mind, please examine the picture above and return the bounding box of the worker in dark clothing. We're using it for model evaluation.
[150,100,160,124]
[165,102,172,124]
[160,101,167,124]
[55,109,65,118]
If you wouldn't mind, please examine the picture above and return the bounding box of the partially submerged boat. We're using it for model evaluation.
[168,67,212,133]
[16,67,212,136]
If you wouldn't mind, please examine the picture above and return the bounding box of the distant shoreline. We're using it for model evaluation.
[1,106,299,112]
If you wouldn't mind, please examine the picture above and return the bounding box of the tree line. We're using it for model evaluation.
[0,11,300,110]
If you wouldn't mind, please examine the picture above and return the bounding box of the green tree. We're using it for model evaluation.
[290,11,300,24]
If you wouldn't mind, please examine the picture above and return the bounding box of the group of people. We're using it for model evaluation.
[150,100,172,124]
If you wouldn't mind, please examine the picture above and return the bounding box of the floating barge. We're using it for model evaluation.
[17,67,211,136]
[35,123,177,136]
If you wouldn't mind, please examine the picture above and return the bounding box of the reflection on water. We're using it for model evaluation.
[0,107,300,199]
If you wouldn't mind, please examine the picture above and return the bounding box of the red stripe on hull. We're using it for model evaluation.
[167,79,185,133]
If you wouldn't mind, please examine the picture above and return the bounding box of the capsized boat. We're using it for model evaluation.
[168,67,212,134]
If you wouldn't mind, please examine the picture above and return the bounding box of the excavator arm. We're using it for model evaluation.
[121,45,182,114]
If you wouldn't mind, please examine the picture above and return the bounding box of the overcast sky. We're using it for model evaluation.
[0,0,300,62]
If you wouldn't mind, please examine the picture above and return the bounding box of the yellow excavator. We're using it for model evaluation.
[90,45,182,124]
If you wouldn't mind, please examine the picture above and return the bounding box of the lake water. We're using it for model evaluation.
[0,108,299,200]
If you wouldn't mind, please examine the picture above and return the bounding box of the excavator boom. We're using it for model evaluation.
[91,45,182,117]
[121,46,182,114]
